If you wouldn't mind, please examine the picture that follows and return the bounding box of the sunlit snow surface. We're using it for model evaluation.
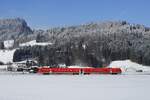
[109,60,150,74]
[19,40,53,47]
[0,74,150,100]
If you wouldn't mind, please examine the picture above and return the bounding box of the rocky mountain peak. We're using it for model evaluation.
[0,18,32,41]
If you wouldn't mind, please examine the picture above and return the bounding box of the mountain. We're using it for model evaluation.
[1,18,150,67]
[12,20,150,67]
[0,18,34,48]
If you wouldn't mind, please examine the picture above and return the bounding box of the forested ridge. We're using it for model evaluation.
[0,18,150,67]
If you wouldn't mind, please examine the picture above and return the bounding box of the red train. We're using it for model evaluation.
[37,67,122,75]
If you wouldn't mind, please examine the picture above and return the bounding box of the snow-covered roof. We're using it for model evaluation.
[4,40,14,49]
[68,65,92,68]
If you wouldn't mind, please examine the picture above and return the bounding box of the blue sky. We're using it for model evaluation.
[0,0,150,29]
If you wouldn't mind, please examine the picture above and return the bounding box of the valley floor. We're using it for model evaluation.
[0,74,150,100]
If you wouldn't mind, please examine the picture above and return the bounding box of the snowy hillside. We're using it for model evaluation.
[109,60,150,73]
[0,49,16,64]
[19,40,53,47]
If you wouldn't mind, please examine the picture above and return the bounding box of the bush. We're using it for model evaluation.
[0,61,4,65]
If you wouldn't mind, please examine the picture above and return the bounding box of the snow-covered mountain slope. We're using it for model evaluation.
[0,49,16,64]
[109,60,150,73]
[19,40,53,47]
[0,18,32,41]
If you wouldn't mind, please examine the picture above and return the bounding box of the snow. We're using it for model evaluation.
[15,59,37,64]
[0,75,150,100]
[19,40,53,47]
[109,60,150,73]
[4,40,14,49]
[0,49,16,64]
[0,60,150,100]
[82,44,86,49]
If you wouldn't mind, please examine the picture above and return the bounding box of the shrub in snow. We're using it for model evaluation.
[0,61,4,65]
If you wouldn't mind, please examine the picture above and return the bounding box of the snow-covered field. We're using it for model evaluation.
[0,74,150,100]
